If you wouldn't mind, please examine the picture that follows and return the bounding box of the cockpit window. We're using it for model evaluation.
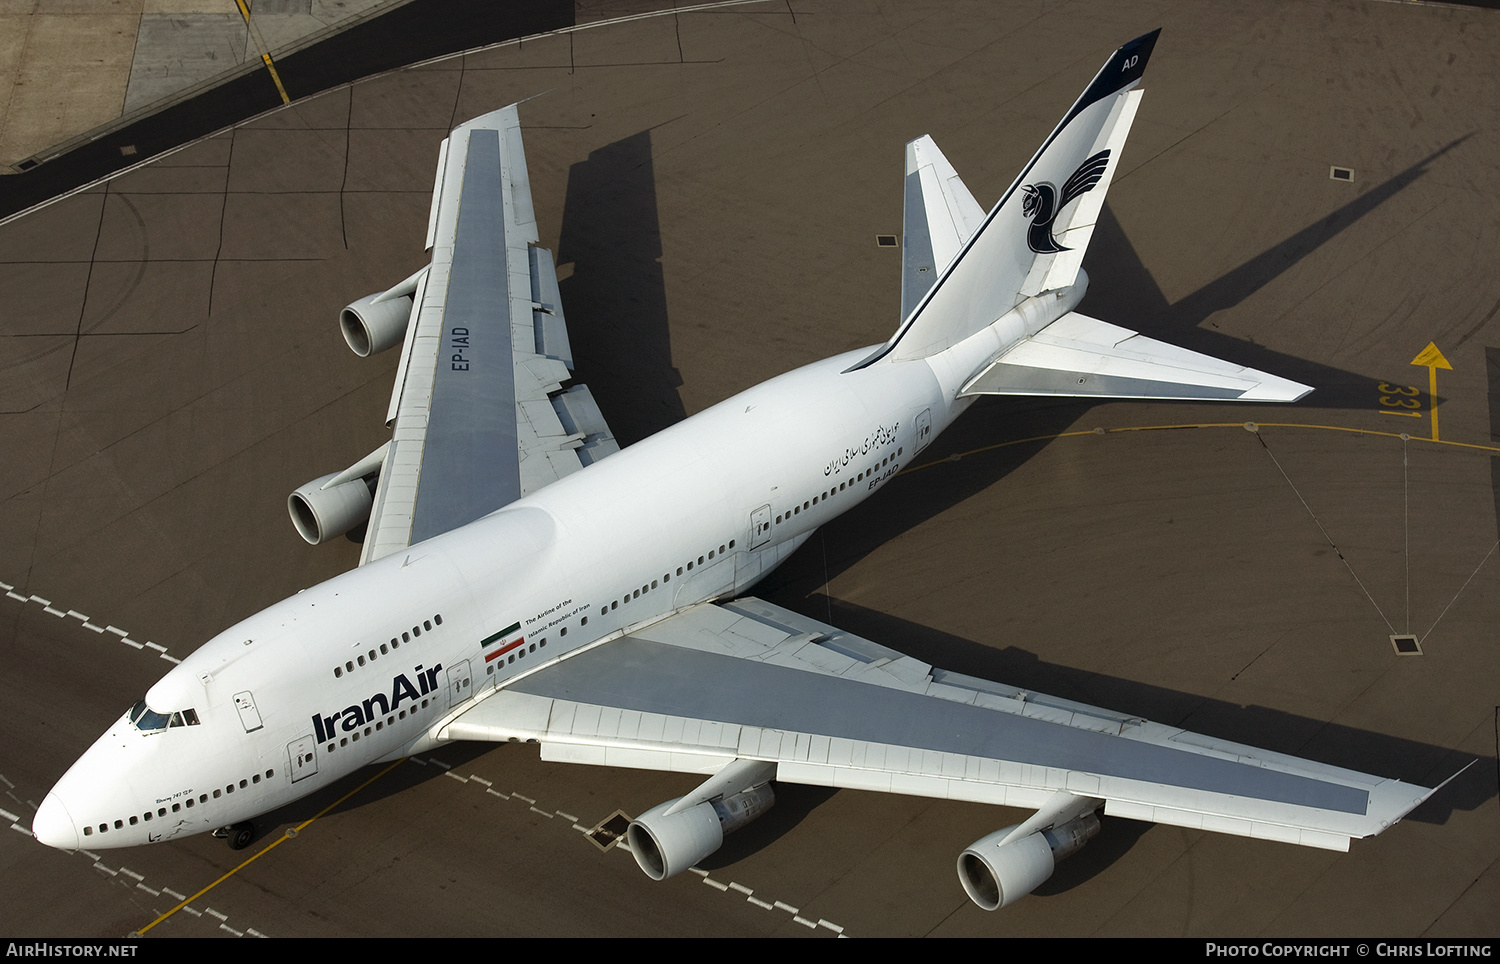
[129,699,198,731]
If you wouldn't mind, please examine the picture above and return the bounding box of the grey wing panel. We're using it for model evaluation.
[360,107,619,565]
[445,597,1433,849]
[410,127,520,544]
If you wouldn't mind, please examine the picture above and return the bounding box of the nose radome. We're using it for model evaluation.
[33,793,79,851]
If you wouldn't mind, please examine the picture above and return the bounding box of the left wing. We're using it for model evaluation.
[443,596,1438,900]
[320,107,620,565]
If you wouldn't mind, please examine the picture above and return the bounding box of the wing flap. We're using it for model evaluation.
[444,596,1431,847]
[960,311,1313,402]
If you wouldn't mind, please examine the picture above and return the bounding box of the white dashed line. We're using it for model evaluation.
[3,582,175,662]
[427,754,853,937]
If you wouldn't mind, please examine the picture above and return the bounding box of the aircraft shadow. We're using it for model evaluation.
[555,128,686,446]
[1086,137,1469,414]
[753,139,1473,594]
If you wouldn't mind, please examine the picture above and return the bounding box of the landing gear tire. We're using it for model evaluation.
[215,821,255,850]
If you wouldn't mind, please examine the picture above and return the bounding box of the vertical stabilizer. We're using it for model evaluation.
[856,30,1159,368]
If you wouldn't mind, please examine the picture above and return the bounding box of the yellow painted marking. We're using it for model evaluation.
[901,420,1500,477]
[1379,409,1422,417]
[1411,342,1452,443]
[1411,343,1452,370]
[234,0,292,105]
[134,759,406,935]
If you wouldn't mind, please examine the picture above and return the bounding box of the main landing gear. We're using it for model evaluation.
[212,821,256,850]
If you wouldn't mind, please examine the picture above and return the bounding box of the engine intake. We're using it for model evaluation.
[287,443,389,545]
[627,783,775,881]
[957,810,1100,910]
[288,473,373,545]
[340,292,413,358]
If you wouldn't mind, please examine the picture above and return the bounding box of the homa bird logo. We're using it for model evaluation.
[1021,149,1111,254]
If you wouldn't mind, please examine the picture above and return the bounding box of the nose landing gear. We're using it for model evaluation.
[212,821,256,850]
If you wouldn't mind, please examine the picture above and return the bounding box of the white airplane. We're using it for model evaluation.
[34,30,1448,912]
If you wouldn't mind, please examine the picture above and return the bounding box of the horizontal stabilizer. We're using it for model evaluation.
[960,312,1312,402]
[901,136,987,322]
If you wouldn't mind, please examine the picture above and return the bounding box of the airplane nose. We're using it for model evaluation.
[33,793,79,851]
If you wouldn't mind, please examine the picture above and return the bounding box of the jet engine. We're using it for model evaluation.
[339,293,412,357]
[627,783,775,881]
[338,265,427,357]
[287,443,389,545]
[956,810,1100,910]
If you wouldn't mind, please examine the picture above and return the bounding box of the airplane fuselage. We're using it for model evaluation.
[35,334,994,850]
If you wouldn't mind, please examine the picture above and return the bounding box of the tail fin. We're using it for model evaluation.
[858,29,1159,368]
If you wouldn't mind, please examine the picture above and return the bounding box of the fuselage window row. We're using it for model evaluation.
[773,449,902,526]
[331,614,443,679]
[80,769,276,838]
[598,538,738,618]
[324,696,437,753]
[485,638,549,678]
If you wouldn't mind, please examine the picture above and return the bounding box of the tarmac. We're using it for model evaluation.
[0,0,1497,939]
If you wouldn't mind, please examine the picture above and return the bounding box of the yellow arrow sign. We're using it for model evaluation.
[1411,342,1451,441]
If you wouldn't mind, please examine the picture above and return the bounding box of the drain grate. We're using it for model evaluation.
[1330,166,1354,182]
[585,810,632,851]
[876,234,898,247]
[1390,634,1422,656]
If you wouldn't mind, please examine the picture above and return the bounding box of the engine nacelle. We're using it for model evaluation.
[627,784,775,881]
[339,292,413,357]
[956,810,1100,910]
[288,472,374,545]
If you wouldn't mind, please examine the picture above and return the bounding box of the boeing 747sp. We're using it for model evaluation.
[34,31,1445,911]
